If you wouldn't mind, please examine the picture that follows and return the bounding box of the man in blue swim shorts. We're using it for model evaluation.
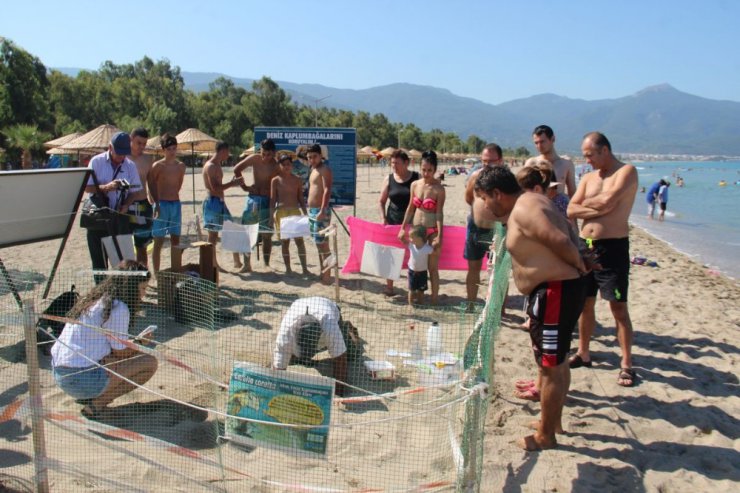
[306,144,334,284]
[233,138,278,272]
[202,141,243,271]
[148,134,186,273]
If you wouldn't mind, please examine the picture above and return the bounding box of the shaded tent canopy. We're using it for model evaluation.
[379,147,397,157]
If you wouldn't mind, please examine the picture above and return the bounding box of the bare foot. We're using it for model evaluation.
[517,433,556,451]
[233,261,243,269]
[527,420,565,435]
[238,264,252,273]
[320,274,332,285]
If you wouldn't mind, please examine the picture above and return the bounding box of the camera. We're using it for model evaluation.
[116,178,131,190]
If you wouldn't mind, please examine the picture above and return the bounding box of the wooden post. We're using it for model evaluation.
[333,229,340,303]
[22,301,50,493]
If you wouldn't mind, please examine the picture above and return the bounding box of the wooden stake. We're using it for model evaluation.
[22,300,50,493]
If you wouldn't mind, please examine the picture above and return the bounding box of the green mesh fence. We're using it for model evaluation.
[0,232,511,492]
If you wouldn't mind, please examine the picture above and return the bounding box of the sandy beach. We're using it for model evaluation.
[0,163,738,492]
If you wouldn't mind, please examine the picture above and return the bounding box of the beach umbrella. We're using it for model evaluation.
[44,132,82,149]
[357,146,375,158]
[379,146,397,158]
[175,128,219,212]
[58,124,120,152]
[408,149,423,160]
[239,145,256,158]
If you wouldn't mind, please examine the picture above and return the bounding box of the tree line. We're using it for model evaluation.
[0,38,530,168]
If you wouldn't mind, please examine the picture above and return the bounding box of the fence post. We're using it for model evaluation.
[22,300,51,493]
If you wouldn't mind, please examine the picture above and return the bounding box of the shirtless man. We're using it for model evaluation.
[525,125,577,197]
[128,128,154,266]
[306,144,333,284]
[202,142,243,270]
[233,138,278,272]
[270,153,309,275]
[567,132,638,387]
[148,134,186,273]
[475,166,589,451]
[463,143,503,305]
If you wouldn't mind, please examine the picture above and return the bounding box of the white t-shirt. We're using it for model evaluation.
[51,298,130,368]
[272,297,346,369]
[408,243,434,271]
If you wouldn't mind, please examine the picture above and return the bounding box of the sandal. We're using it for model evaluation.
[617,368,637,387]
[514,387,540,401]
[515,379,535,390]
[80,402,110,421]
[568,354,593,369]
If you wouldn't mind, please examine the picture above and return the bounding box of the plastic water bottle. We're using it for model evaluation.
[409,322,423,360]
[426,321,442,355]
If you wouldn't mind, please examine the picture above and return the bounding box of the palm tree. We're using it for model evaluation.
[3,124,51,169]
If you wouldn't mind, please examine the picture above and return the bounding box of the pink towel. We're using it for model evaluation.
[341,217,485,274]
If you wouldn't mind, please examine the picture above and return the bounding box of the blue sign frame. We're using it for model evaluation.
[253,127,357,206]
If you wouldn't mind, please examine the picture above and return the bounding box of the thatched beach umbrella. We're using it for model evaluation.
[44,132,82,149]
[239,145,256,158]
[59,124,120,152]
[379,146,396,158]
[175,128,219,212]
[408,149,423,160]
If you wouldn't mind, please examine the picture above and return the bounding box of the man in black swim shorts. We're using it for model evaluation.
[567,132,639,388]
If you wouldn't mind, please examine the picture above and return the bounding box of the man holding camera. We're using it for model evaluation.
[84,132,145,273]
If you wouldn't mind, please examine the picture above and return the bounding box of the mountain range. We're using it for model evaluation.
[183,73,740,156]
[57,68,740,155]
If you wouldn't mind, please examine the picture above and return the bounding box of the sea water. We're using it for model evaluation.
[611,160,739,280]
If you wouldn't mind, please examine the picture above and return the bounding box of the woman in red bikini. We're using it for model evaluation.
[398,150,445,304]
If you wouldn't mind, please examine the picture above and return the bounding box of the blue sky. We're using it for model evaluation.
[2,0,738,104]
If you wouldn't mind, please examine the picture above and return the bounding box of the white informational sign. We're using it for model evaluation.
[279,215,310,240]
[221,221,259,253]
[360,241,405,281]
[101,234,136,265]
[0,169,89,248]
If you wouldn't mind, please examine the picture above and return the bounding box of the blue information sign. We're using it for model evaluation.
[253,127,357,206]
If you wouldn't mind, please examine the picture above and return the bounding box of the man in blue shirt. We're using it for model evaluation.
[646,179,665,219]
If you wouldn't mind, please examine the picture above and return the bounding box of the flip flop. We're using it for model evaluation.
[569,354,592,369]
[514,379,535,390]
[617,368,637,387]
[514,387,540,401]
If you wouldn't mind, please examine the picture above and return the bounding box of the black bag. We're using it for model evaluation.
[79,168,122,231]
[36,285,80,355]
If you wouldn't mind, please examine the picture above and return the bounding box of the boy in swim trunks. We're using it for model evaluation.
[270,153,309,275]
[202,142,244,271]
[402,225,434,305]
[233,138,278,272]
[148,134,186,273]
[306,144,333,284]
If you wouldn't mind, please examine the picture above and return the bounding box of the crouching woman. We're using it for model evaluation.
[51,260,158,420]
